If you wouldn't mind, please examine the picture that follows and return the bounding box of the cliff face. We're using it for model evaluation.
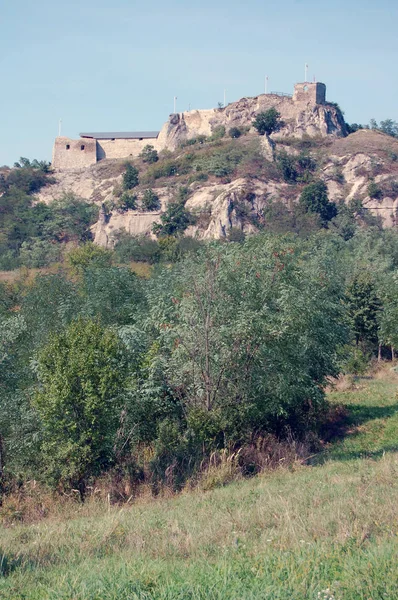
[36,128,398,247]
[157,92,346,151]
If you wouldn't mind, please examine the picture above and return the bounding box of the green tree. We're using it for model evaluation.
[123,164,139,190]
[153,203,193,237]
[346,273,382,348]
[141,189,160,211]
[299,181,337,225]
[139,145,159,164]
[66,242,113,275]
[118,192,137,211]
[34,319,128,499]
[253,109,283,136]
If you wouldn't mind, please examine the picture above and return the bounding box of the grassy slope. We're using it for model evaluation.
[1,367,398,599]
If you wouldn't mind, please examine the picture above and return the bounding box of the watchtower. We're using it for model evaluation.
[293,82,326,105]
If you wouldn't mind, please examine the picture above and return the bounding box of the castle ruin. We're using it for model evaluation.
[52,82,343,171]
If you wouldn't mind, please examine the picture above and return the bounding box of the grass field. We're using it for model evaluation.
[1,366,398,599]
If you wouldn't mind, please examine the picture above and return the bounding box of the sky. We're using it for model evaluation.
[0,0,397,166]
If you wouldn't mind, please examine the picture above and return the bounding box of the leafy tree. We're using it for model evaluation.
[34,319,129,499]
[114,233,161,264]
[345,273,381,348]
[118,192,137,211]
[123,164,139,190]
[141,189,160,211]
[253,108,283,136]
[43,194,98,243]
[66,242,113,275]
[276,150,298,183]
[139,145,159,164]
[299,181,337,225]
[19,238,61,268]
[153,202,193,237]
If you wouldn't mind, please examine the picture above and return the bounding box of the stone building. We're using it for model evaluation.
[52,131,160,171]
[52,82,343,171]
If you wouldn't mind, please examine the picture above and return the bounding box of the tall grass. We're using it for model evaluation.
[1,366,398,599]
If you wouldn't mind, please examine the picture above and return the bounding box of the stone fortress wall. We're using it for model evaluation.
[52,82,342,171]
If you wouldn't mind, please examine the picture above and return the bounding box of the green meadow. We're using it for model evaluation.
[1,366,398,599]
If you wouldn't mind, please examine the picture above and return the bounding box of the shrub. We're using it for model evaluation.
[114,233,160,264]
[19,238,61,268]
[141,189,160,211]
[227,227,245,242]
[253,108,283,136]
[229,127,242,139]
[122,164,139,190]
[153,203,194,237]
[368,181,383,199]
[118,192,137,211]
[276,150,298,183]
[139,145,159,164]
[34,318,128,498]
[210,126,226,141]
[299,181,337,225]
[66,243,113,275]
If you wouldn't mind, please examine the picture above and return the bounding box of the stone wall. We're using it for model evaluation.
[97,137,160,160]
[52,137,97,170]
[293,82,326,105]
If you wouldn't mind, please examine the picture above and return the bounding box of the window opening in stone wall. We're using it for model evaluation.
[81,145,85,151]
[303,85,309,92]
[66,144,70,150]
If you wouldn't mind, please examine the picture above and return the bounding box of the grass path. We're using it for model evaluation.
[1,367,398,599]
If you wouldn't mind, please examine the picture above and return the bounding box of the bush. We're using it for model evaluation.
[368,181,383,199]
[139,145,159,164]
[276,150,298,183]
[141,189,161,211]
[299,181,337,225]
[19,239,61,268]
[253,108,283,136]
[114,233,160,264]
[122,164,139,190]
[153,203,194,237]
[227,227,245,242]
[118,192,137,211]
[210,126,226,141]
[66,243,113,275]
[229,127,242,139]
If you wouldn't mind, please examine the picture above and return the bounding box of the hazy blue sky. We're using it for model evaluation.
[0,0,396,166]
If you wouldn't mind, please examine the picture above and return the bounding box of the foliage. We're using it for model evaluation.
[152,202,194,237]
[228,127,242,139]
[122,164,139,190]
[114,233,161,264]
[299,181,337,225]
[275,150,298,183]
[117,192,137,211]
[34,319,129,497]
[66,242,113,275]
[368,180,383,199]
[227,227,245,242]
[13,157,51,172]
[139,145,159,164]
[345,272,381,348]
[210,126,226,141]
[253,108,283,136]
[141,189,160,211]
[19,238,61,268]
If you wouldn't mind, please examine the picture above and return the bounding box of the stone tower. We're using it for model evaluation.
[293,82,326,105]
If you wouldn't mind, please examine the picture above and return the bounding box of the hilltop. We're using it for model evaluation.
[35,126,398,248]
